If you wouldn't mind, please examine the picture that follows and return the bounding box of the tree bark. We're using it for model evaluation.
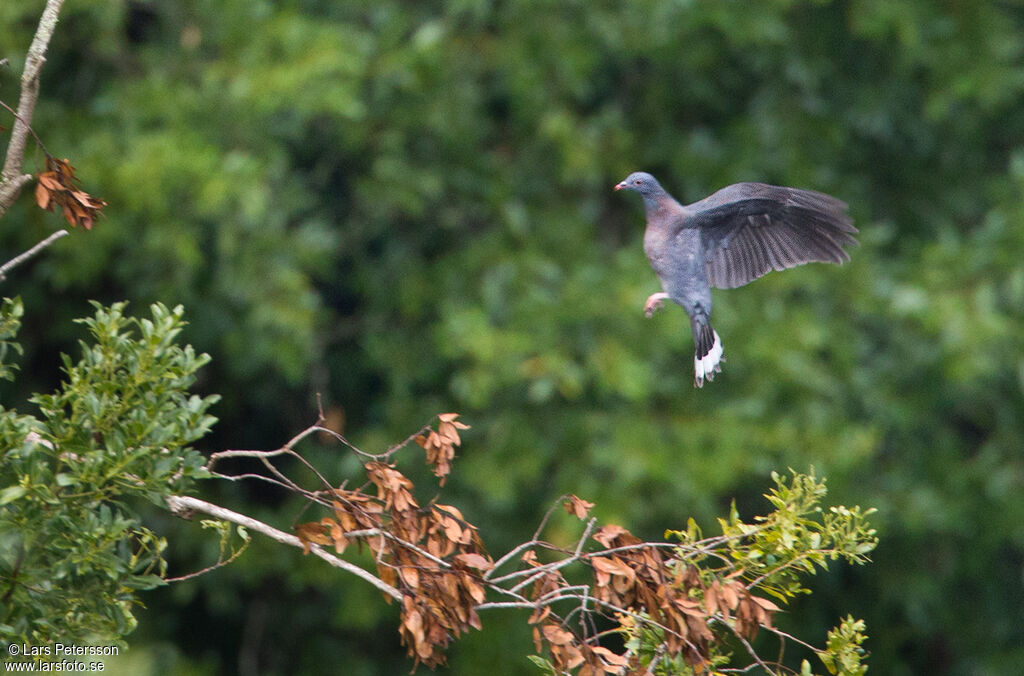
[0,0,66,217]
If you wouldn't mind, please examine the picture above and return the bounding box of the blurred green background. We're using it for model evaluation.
[3,0,1024,674]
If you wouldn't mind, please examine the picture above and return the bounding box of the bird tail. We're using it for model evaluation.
[691,320,723,388]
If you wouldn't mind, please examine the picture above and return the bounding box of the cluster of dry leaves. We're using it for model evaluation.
[34,156,106,229]
[599,529,778,670]
[413,412,468,485]
[293,415,781,674]
[296,416,492,668]
[525,500,778,675]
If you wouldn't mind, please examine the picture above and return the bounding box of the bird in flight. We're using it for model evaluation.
[615,172,858,387]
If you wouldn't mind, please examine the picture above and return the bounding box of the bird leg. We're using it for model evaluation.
[643,292,669,318]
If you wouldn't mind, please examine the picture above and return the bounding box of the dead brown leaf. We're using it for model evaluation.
[34,157,106,230]
[294,521,332,554]
[454,552,494,572]
[563,494,595,519]
[541,623,575,646]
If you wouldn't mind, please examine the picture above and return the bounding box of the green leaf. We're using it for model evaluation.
[124,574,167,591]
[0,485,28,504]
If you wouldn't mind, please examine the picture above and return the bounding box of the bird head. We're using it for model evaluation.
[614,172,663,196]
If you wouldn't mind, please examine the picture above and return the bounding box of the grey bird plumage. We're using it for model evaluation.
[615,172,858,387]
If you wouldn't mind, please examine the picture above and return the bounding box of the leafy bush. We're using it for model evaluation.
[0,301,217,645]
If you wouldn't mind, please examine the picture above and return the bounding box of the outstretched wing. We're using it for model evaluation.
[686,183,858,289]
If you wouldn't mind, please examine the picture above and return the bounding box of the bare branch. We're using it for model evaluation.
[164,535,249,583]
[206,447,293,466]
[317,421,432,461]
[757,623,821,655]
[485,494,570,580]
[208,470,297,493]
[165,494,402,602]
[508,554,584,595]
[0,228,67,282]
[734,633,777,675]
[206,427,340,502]
[574,517,597,558]
[0,0,66,217]
[484,539,540,581]
[206,421,329,469]
[645,644,667,675]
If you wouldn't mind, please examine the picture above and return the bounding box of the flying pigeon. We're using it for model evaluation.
[615,172,857,387]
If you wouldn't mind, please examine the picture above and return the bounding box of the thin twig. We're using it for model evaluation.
[758,623,820,654]
[0,99,48,157]
[164,536,249,583]
[485,536,546,581]
[473,600,542,611]
[206,422,323,468]
[208,470,296,492]
[318,422,432,461]
[587,597,690,646]
[207,428,339,500]
[0,228,67,282]
[727,622,776,674]
[506,522,597,595]
[719,666,765,674]
[486,494,570,580]
[488,519,590,585]
[533,494,572,542]
[382,423,433,457]
[207,447,293,466]
[315,392,326,422]
[256,453,318,499]
[565,582,592,630]
[575,517,597,557]
[645,644,667,675]
[537,584,590,602]
[488,551,571,587]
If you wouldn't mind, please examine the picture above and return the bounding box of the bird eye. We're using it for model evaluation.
[634,179,641,185]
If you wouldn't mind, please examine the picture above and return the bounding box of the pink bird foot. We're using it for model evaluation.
[643,292,669,318]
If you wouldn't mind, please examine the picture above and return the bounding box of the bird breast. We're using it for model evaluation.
[643,226,671,269]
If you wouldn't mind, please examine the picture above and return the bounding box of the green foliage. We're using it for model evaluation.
[525,654,558,676]
[618,613,730,676]
[0,297,23,382]
[711,469,877,602]
[817,616,869,676]
[0,302,218,647]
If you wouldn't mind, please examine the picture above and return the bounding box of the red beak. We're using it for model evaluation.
[614,182,625,191]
